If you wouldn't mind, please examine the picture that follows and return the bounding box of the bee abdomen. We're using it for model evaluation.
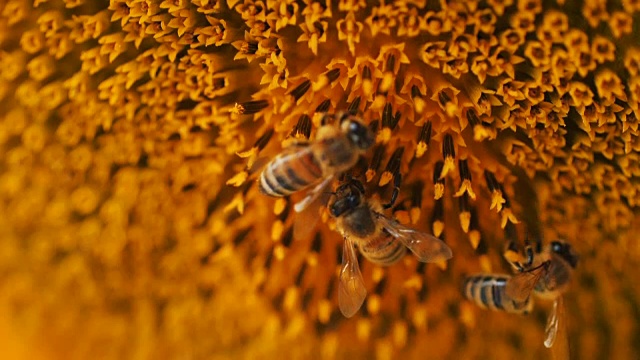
[360,235,407,266]
[463,275,533,314]
[259,151,323,197]
[463,275,510,311]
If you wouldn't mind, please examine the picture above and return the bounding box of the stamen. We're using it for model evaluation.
[232,99,269,115]
[348,96,361,114]
[468,207,482,249]
[458,193,471,233]
[366,145,385,182]
[454,159,476,200]
[289,79,311,101]
[415,121,432,158]
[431,198,444,237]
[254,128,274,150]
[315,99,331,113]
[433,161,445,200]
[411,84,426,113]
[379,147,404,186]
[441,134,456,178]
[410,181,424,224]
[291,114,312,139]
[484,170,506,211]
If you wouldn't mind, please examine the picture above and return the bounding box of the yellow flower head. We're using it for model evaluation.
[1,1,639,359]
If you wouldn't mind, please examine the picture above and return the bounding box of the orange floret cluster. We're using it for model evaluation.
[0,0,639,359]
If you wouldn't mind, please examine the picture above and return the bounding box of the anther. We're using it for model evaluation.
[234,99,269,114]
[415,121,432,158]
[289,79,312,101]
[433,161,445,200]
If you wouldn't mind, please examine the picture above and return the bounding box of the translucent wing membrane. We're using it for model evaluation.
[376,213,453,263]
[547,296,570,360]
[292,186,332,241]
[545,297,560,348]
[338,237,367,318]
[294,175,334,213]
[505,262,548,304]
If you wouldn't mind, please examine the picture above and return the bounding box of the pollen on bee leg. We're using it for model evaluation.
[414,121,432,158]
[503,248,521,266]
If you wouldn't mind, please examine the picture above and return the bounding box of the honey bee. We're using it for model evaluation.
[259,112,374,213]
[463,239,579,356]
[329,178,453,317]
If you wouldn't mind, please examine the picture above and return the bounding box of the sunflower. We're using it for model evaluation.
[1,0,639,359]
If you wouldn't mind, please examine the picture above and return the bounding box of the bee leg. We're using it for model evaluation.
[383,172,402,209]
[503,222,525,272]
[523,233,535,268]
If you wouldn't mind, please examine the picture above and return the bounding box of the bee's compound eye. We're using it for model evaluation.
[550,241,563,253]
[348,120,374,150]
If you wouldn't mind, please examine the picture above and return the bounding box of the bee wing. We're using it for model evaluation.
[338,236,367,318]
[545,297,561,348]
[504,264,547,304]
[292,189,331,241]
[375,213,453,263]
[547,297,570,360]
[294,175,334,213]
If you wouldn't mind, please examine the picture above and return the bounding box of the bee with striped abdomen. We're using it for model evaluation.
[463,238,579,357]
[259,112,375,213]
[329,178,453,318]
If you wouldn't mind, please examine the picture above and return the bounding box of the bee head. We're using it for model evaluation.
[550,240,579,268]
[329,179,364,217]
[341,116,374,150]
